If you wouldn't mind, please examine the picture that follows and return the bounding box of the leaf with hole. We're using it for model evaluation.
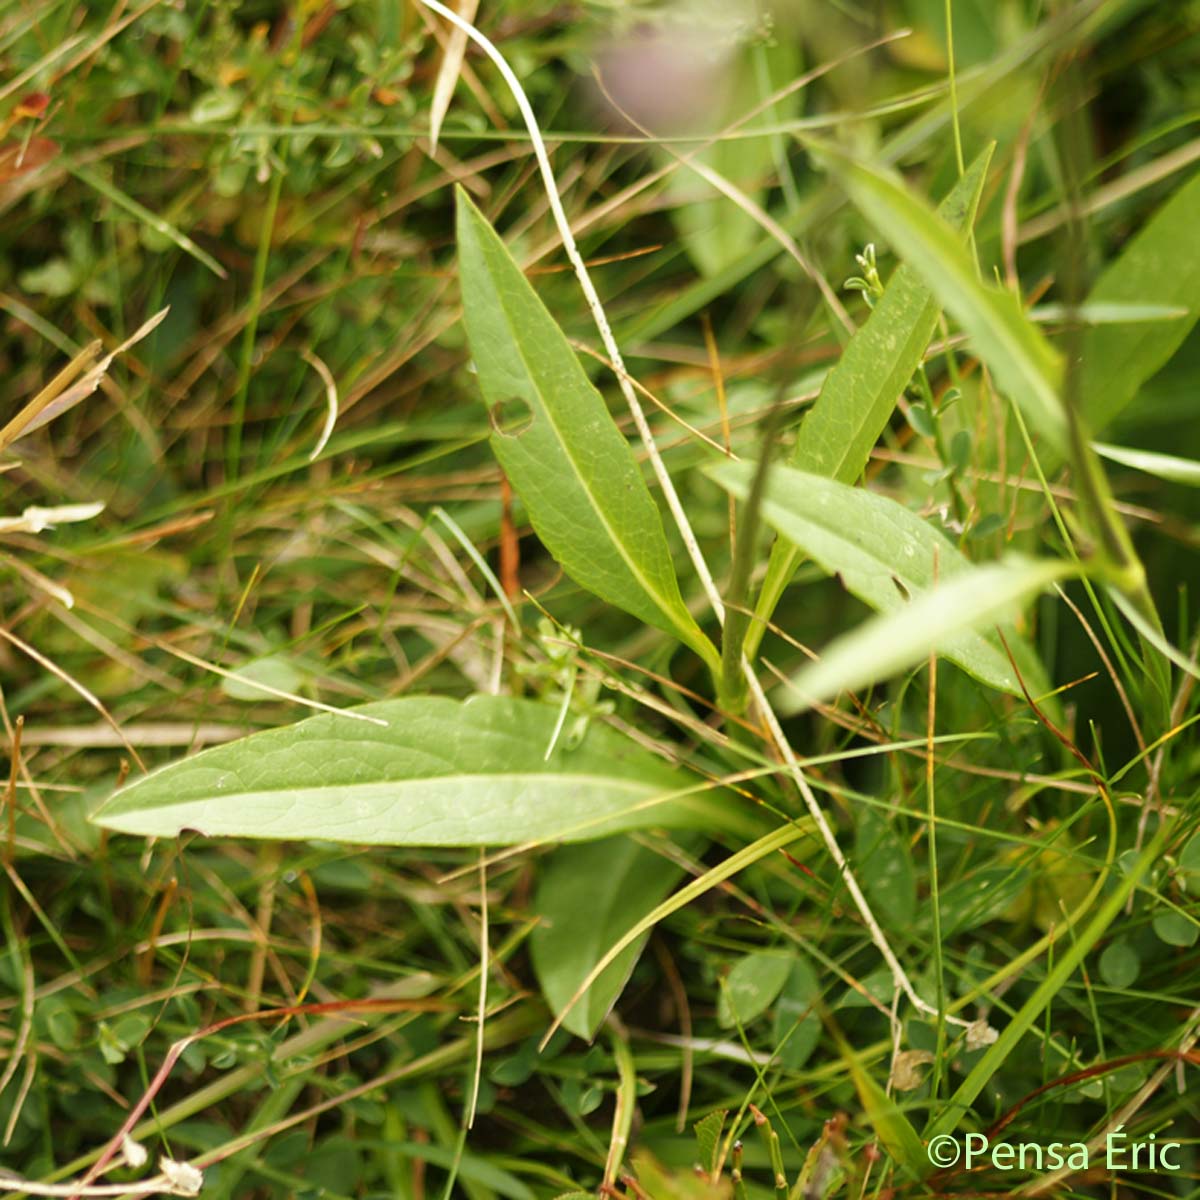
[709,461,1058,707]
[455,188,718,671]
[91,696,734,845]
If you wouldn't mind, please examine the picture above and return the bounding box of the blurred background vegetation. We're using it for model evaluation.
[1,1,1198,1196]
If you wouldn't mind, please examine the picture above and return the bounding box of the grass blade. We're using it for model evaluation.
[924,818,1173,1147]
[540,820,814,1047]
[69,164,228,280]
[841,1040,926,1179]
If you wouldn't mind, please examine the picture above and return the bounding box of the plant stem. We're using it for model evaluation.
[719,403,784,715]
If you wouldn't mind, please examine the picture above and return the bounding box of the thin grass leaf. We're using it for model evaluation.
[1028,301,1189,324]
[69,165,228,280]
[781,557,1073,713]
[924,819,1172,1148]
[91,696,735,845]
[710,462,1051,703]
[541,820,815,1047]
[841,1041,926,1179]
[1093,441,1200,486]
[750,146,993,647]
[456,188,719,672]
[815,144,1068,454]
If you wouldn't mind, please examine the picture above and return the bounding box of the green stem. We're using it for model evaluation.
[719,405,784,715]
[227,162,285,489]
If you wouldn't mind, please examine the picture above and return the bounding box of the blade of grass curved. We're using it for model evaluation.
[749,146,994,655]
[924,818,1172,1148]
[91,696,734,845]
[530,836,692,1039]
[841,1039,926,1179]
[539,819,815,1048]
[816,145,1068,455]
[456,189,719,673]
[711,461,1050,702]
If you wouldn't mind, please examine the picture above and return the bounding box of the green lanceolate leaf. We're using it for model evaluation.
[815,145,1166,693]
[840,1041,926,1179]
[1093,441,1200,486]
[693,1110,727,1178]
[749,147,994,652]
[717,950,794,1029]
[91,696,732,845]
[709,462,1053,703]
[819,146,1068,455]
[530,836,691,1039]
[782,556,1072,712]
[455,188,718,672]
[794,148,992,481]
[1079,170,1200,433]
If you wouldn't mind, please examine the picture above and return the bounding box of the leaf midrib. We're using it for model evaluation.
[477,224,701,653]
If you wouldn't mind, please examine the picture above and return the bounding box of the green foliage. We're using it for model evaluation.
[455,188,719,673]
[820,145,1068,455]
[842,1042,927,1180]
[710,461,1053,701]
[751,145,993,640]
[3,3,1199,1197]
[1080,170,1200,433]
[92,696,731,843]
[530,836,689,1039]
[717,951,794,1029]
[692,1109,727,1177]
